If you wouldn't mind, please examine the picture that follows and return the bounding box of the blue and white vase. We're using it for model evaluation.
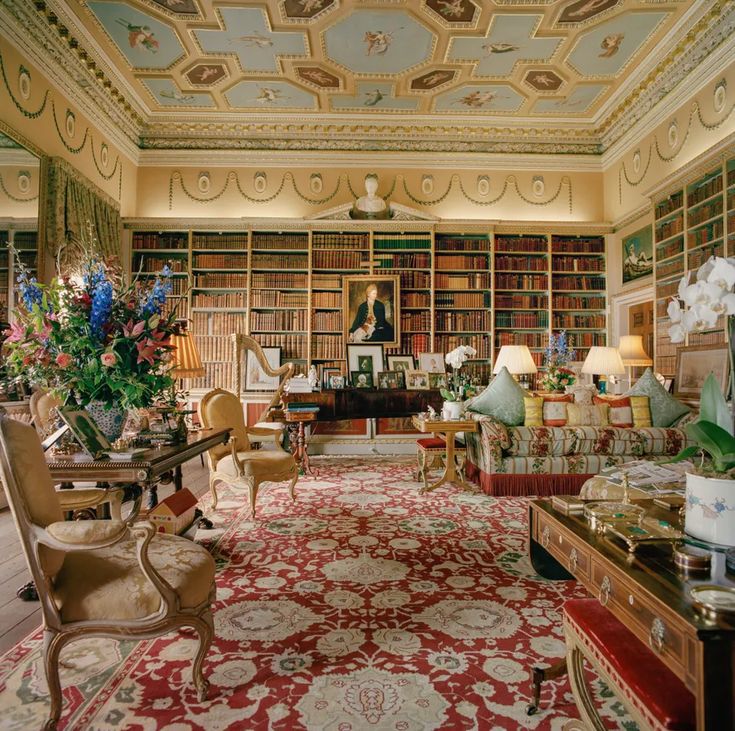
[86,400,127,442]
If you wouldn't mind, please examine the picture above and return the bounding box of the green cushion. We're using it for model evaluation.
[467,366,526,426]
[627,368,690,427]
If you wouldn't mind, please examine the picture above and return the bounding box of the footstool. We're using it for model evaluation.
[415,436,466,491]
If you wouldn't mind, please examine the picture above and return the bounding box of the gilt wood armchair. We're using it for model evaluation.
[198,388,298,516]
[0,417,216,730]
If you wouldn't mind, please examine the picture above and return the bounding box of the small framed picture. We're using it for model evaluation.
[405,370,430,390]
[674,344,730,399]
[418,353,445,373]
[663,378,674,393]
[57,406,111,459]
[346,343,384,385]
[387,354,415,373]
[429,372,448,389]
[377,371,404,389]
[322,367,341,390]
[351,371,373,388]
[329,375,345,389]
[246,346,281,391]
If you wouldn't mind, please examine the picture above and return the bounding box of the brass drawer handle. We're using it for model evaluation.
[569,548,578,573]
[599,575,611,606]
[649,618,665,654]
[541,526,550,548]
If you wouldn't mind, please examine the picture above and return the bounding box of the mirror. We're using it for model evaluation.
[0,126,42,401]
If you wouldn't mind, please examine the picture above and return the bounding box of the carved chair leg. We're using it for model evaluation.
[414,449,425,483]
[43,629,67,730]
[526,657,568,715]
[567,646,607,731]
[247,479,258,518]
[288,473,298,502]
[191,611,214,702]
[208,474,219,510]
[455,452,466,482]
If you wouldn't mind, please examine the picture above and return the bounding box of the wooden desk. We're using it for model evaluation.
[48,428,230,510]
[412,415,478,494]
[528,499,735,730]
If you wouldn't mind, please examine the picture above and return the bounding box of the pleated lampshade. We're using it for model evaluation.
[170,332,205,379]
[617,335,653,366]
[493,345,538,375]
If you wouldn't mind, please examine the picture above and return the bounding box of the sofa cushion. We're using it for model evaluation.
[543,394,573,426]
[630,396,652,427]
[524,397,543,427]
[627,368,689,427]
[594,396,632,427]
[467,366,526,426]
[567,402,610,426]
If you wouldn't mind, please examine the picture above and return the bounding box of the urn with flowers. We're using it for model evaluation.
[440,345,477,419]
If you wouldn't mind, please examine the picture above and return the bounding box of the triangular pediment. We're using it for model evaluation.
[310,201,438,221]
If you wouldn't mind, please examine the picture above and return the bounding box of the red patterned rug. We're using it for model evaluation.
[0,457,633,730]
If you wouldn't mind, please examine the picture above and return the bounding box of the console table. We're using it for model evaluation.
[528,499,735,730]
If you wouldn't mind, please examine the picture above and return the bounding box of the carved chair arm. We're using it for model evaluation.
[56,486,126,520]
[229,435,247,475]
[130,521,177,617]
[245,425,285,450]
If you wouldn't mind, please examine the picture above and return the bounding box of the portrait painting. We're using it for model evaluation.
[352,371,373,389]
[57,406,111,459]
[674,344,730,399]
[419,353,445,373]
[344,275,400,348]
[405,370,430,391]
[622,225,653,283]
[387,355,414,373]
[245,347,281,391]
[346,344,385,385]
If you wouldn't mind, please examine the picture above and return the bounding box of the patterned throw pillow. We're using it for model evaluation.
[567,402,610,426]
[594,395,633,427]
[524,397,543,427]
[467,366,527,426]
[629,395,652,427]
[627,368,689,427]
[542,394,574,426]
[565,384,598,405]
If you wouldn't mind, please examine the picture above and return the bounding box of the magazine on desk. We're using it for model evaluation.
[600,460,693,494]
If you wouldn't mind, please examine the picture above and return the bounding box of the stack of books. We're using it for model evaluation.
[285,402,320,415]
[285,376,313,393]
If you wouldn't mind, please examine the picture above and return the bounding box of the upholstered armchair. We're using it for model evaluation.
[199,388,298,516]
[231,333,293,448]
[0,417,216,731]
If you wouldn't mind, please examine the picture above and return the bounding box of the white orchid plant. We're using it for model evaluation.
[441,345,477,402]
[666,256,735,475]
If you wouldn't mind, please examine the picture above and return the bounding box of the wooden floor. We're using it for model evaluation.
[0,459,211,657]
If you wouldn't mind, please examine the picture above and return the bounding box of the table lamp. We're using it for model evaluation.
[581,346,625,394]
[493,345,538,382]
[170,330,206,381]
[617,335,652,388]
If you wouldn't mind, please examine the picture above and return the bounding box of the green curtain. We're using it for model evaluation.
[44,157,120,268]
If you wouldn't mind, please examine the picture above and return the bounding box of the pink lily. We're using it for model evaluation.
[4,321,26,343]
[136,338,158,365]
[123,319,146,338]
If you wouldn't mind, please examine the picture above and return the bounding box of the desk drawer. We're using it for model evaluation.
[535,512,591,579]
[590,559,688,679]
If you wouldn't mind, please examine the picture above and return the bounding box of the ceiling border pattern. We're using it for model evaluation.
[0,173,39,204]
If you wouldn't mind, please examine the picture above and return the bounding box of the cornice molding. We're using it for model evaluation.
[611,202,652,233]
[137,148,603,171]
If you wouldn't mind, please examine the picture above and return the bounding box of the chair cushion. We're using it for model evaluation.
[627,368,689,427]
[417,437,462,450]
[53,532,215,622]
[216,449,295,479]
[564,598,695,731]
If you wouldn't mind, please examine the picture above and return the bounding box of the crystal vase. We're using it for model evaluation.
[85,400,127,443]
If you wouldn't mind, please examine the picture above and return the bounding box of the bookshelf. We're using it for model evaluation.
[653,154,734,376]
[0,225,38,323]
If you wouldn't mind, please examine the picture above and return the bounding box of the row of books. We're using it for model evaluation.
[688,220,723,248]
[550,237,605,254]
[250,310,309,331]
[495,293,547,308]
[251,291,308,307]
[251,233,308,250]
[688,198,722,227]
[553,314,606,329]
[496,273,548,290]
[434,292,489,308]
[496,312,549,328]
[495,255,548,272]
[192,292,246,308]
[195,273,247,288]
[251,254,308,270]
[655,190,683,219]
[434,311,491,330]
[656,216,684,240]
[434,273,490,289]
[192,233,245,249]
[435,237,490,252]
[551,256,605,272]
[552,275,605,290]
[192,312,247,336]
[313,233,369,250]
[687,173,722,207]
[251,273,308,288]
[194,253,248,268]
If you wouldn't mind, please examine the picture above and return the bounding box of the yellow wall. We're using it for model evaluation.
[0,38,136,215]
[0,161,40,219]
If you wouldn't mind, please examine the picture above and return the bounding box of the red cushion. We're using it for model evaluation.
[564,599,695,731]
[594,395,633,428]
[417,437,462,449]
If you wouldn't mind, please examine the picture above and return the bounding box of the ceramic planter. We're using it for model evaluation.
[685,472,735,546]
[442,400,464,421]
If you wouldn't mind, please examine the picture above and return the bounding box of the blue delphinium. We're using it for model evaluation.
[544,330,575,369]
[89,278,113,340]
[141,265,173,317]
[17,271,43,311]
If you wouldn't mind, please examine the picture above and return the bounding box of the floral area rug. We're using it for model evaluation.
[0,457,634,730]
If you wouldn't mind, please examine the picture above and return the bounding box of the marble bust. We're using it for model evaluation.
[351,174,391,219]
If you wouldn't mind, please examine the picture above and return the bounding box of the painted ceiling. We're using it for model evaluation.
[17,0,725,152]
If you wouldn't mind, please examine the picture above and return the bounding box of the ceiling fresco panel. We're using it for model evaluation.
[434,84,525,112]
[193,7,307,73]
[532,83,607,113]
[410,69,457,92]
[556,0,622,27]
[149,0,200,17]
[142,77,215,105]
[423,0,479,28]
[185,62,228,86]
[295,66,341,89]
[87,1,185,69]
[566,12,669,77]
[225,79,317,109]
[448,15,563,77]
[324,10,436,75]
[280,0,337,22]
[331,82,420,111]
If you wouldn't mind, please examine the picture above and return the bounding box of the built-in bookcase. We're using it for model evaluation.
[0,226,37,323]
[653,153,735,376]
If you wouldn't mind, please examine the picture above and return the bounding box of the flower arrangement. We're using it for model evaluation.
[441,345,477,402]
[540,331,576,392]
[3,247,179,412]
[667,255,735,476]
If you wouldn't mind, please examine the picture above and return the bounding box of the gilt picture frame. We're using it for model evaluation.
[344,274,400,348]
[57,406,111,459]
[674,344,730,400]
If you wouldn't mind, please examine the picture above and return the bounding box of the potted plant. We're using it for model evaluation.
[667,255,735,544]
[441,345,477,419]
[540,331,576,392]
[3,245,180,440]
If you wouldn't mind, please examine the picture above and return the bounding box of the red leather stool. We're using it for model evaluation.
[415,436,465,491]
[528,598,695,731]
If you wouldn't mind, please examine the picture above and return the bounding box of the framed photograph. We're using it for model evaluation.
[329,375,345,389]
[388,354,414,373]
[674,344,730,399]
[663,378,674,393]
[246,347,281,391]
[346,344,384,385]
[622,225,653,284]
[377,370,404,389]
[429,372,448,390]
[351,371,373,389]
[322,367,341,390]
[405,370,430,390]
[418,352,445,373]
[344,274,400,348]
[57,406,111,459]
